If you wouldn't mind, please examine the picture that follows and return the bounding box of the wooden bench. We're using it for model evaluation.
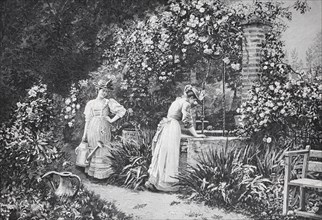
[283,145,322,219]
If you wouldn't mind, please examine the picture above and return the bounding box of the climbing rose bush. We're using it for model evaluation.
[110,0,244,85]
[237,75,322,148]
[236,9,322,149]
[90,0,307,131]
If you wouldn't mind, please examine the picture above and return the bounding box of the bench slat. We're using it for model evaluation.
[284,149,310,156]
[284,148,322,218]
[294,210,322,219]
[308,161,322,172]
[289,178,322,188]
[310,150,322,159]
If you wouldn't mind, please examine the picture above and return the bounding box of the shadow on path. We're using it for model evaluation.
[82,179,251,220]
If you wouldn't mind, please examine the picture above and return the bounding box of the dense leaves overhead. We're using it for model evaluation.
[0,0,313,126]
[92,0,310,128]
[0,0,167,123]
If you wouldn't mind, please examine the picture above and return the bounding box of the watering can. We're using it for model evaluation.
[75,142,101,167]
[41,171,81,199]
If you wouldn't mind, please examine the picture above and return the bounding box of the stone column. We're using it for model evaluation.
[240,15,271,103]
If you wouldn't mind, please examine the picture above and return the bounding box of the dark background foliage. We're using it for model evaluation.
[0,0,167,123]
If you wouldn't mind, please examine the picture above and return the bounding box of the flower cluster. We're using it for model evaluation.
[94,0,300,129]
[237,77,321,145]
[158,71,174,82]
[63,83,81,127]
[0,83,60,190]
[106,0,245,95]
[15,84,55,131]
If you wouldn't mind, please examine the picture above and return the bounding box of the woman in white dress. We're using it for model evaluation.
[81,79,126,179]
[145,85,205,192]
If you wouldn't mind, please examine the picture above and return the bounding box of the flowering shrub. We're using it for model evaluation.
[238,75,321,147]
[60,79,94,142]
[92,0,302,129]
[15,84,56,131]
[0,83,62,188]
[0,82,131,219]
[97,0,249,127]
[236,20,322,149]
[0,83,63,218]
[63,83,82,128]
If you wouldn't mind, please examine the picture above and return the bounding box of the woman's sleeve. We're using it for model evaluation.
[84,101,93,122]
[182,102,193,129]
[108,98,126,118]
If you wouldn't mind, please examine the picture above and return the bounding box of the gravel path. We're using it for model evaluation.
[83,180,251,220]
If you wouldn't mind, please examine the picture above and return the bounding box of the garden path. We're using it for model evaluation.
[82,179,251,220]
[68,143,250,220]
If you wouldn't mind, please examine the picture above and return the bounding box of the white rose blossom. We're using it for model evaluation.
[266,137,272,143]
[65,98,71,105]
[66,107,72,112]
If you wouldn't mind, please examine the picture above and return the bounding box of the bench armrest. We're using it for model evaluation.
[284,146,311,157]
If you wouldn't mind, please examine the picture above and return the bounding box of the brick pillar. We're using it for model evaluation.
[240,16,271,103]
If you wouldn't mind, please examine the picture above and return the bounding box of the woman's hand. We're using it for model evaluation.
[195,134,206,138]
[188,127,206,138]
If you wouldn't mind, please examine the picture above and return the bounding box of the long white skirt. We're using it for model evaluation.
[85,116,112,179]
[148,118,181,191]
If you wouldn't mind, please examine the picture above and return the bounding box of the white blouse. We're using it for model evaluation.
[84,98,126,122]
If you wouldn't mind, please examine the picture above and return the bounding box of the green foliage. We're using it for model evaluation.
[98,0,247,127]
[0,0,167,123]
[177,138,320,219]
[242,178,286,219]
[0,82,131,219]
[0,183,130,220]
[0,0,316,218]
[235,144,290,218]
[0,84,63,188]
[0,182,50,220]
[236,143,286,178]
[235,7,322,150]
[108,130,154,190]
[45,185,130,220]
[237,61,322,149]
[239,142,321,218]
[89,0,309,129]
[60,80,92,142]
[255,147,285,178]
[177,146,270,208]
[62,83,82,128]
